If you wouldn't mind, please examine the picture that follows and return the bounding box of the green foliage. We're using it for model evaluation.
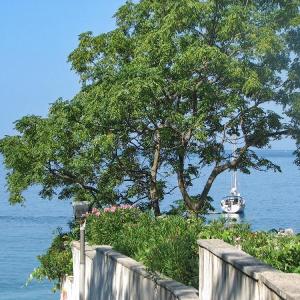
[86,208,203,288]
[28,231,74,292]
[1,0,300,213]
[199,219,300,273]
[85,210,300,288]
[124,216,201,288]
[34,213,300,291]
[166,198,214,216]
[86,206,143,246]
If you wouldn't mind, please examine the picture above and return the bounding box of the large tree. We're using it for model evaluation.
[1,0,300,214]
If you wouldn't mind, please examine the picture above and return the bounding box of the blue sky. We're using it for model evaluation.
[0,0,124,136]
[0,0,295,149]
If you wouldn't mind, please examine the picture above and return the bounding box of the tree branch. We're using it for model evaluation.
[47,165,99,198]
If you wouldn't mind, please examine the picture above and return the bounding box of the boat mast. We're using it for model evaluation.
[231,135,238,196]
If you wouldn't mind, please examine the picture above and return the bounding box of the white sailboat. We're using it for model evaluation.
[221,136,245,214]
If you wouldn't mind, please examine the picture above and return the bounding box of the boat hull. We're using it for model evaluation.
[221,196,245,214]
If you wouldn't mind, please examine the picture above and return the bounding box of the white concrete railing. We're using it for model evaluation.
[61,239,300,300]
[61,241,199,300]
[60,275,75,300]
[198,239,300,300]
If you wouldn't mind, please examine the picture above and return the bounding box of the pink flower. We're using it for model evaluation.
[120,204,133,209]
[110,206,117,212]
[103,205,118,213]
[87,207,101,217]
[103,204,134,213]
[92,207,99,214]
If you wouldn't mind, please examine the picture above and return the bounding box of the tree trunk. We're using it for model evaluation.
[177,142,250,212]
[150,130,161,216]
[177,148,199,211]
[177,147,224,212]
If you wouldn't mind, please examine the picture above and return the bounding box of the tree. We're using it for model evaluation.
[1,0,300,214]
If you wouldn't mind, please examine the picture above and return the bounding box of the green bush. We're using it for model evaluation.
[86,210,300,289]
[33,209,300,291]
[28,230,73,291]
[199,219,300,273]
[85,206,143,246]
[85,206,203,288]
[116,215,202,287]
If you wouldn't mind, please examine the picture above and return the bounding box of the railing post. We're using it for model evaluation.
[79,221,86,300]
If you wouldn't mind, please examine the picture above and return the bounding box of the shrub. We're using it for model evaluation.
[85,206,204,288]
[199,219,300,274]
[28,230,73,291]
[87,212,300,288]
[128,216,201,287]
[85,205,143,246]
[33,210,300,291]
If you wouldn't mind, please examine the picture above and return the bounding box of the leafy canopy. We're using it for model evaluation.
[1,0,300,213]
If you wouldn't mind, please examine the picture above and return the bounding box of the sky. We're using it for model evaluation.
[0,0,125,136]
[0,0,296,149]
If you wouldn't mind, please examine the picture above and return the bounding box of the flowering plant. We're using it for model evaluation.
[104,204,134,213]
[83,204,135,218]
[85,205,141,246]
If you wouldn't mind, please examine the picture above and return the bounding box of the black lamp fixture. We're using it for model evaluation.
[72,201,90,220]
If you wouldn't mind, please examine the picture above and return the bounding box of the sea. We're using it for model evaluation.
[0,150,300,299]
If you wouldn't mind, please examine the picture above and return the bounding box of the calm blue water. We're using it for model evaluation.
[0,164,72,299]
[1,150,300,299]
[161,150,300,233]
